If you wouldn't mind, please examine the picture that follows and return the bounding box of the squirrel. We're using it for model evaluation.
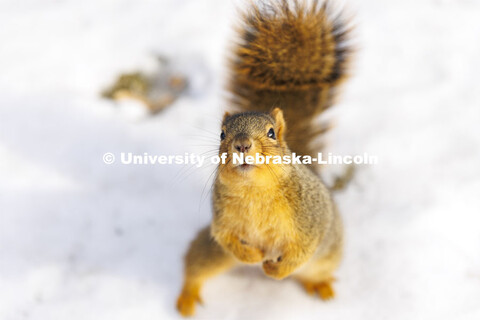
[177,0,353,316]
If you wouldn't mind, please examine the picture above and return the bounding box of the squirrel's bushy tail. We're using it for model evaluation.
[228,0,353,158]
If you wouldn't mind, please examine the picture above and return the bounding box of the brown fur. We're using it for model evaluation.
[177,0,353,316]
[228,0,352,158]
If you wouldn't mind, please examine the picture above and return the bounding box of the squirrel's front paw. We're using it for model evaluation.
[262,256,290,280]
[233,242,264,263]
[218,234,264,264]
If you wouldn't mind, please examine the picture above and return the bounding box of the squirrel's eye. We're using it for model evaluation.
[267,128,276,140]
[220,131,226,140]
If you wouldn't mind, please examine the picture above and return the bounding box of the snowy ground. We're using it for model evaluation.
[1,0,480,319]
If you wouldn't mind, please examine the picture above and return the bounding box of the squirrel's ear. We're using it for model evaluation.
[222,112,231,124]
[270,108,286,141]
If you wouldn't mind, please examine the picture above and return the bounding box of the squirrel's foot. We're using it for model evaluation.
[235,244,264,263]
[226,238,264,264]
[300,279,335,300]
[262,256,292,280]
[176,285,203,317]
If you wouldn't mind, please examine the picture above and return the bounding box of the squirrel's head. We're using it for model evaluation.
[217,108,290,184]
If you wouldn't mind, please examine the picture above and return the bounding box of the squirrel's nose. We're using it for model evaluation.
[233,138,252,153]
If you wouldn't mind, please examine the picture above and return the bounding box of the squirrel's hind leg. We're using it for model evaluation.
[293,244,342,300]
[177,225,236,317]
[298,277,336,300]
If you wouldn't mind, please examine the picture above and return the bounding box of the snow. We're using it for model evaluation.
[1,0,480,319]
